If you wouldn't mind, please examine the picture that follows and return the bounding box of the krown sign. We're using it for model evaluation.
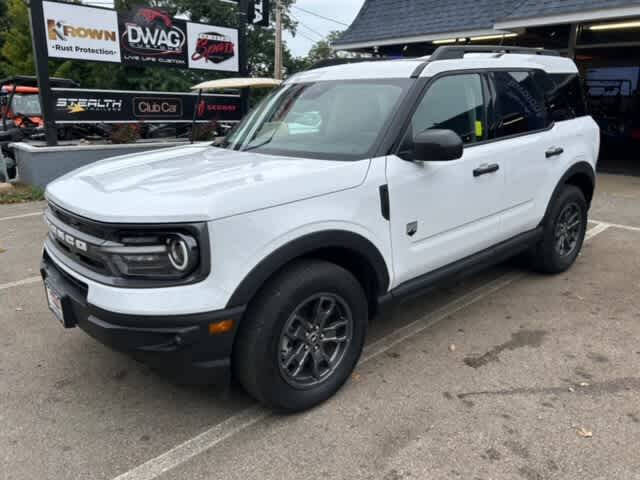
[41,0,239,72]
[43,1,121,63]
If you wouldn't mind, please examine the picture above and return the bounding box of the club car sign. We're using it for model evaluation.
[42,0,239,72]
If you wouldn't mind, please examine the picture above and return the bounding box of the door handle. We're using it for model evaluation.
[473,163,500,177]
[546,147,564,158]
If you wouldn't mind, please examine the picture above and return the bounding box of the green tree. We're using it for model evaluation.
[306,31,357,67]
[0,0,36,77]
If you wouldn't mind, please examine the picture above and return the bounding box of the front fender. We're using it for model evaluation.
[226,229,391,308]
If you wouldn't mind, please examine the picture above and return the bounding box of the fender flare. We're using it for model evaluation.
[226,230,391,308]
[541,161,595,225]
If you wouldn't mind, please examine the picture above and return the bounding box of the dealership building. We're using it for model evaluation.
[334,0,640,174]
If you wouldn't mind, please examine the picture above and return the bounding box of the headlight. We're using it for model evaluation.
[104,232,200,279]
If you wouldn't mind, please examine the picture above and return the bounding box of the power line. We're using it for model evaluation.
[290,13,325,39]
[295,30,318,44]
[291,5,349,27]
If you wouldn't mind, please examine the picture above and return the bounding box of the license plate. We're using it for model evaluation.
[45,283,65,325]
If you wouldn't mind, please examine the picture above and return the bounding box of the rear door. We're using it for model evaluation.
[386,73,507,286]
[486,70,554,238]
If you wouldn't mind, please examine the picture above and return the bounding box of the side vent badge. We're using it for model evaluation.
[407,221,418,237]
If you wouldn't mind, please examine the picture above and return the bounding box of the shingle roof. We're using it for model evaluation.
[333,0,518,47]
[334,0,640,47]
[503,0,640,21]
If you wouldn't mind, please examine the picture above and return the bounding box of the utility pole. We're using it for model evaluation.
[274,0,283,80]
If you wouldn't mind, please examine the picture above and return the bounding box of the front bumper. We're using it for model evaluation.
[41,250,245,385]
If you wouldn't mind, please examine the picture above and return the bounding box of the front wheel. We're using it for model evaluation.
[530,185,588,274]
[233,260,368,412]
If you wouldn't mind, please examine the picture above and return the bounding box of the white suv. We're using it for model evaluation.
[42,46,599,411]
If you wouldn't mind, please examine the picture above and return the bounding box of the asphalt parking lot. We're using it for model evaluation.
[1,173,639,480]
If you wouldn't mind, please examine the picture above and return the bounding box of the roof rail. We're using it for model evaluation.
[429,45,561,62]
[306,56,402,71]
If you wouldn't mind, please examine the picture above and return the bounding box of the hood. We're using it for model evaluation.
[46,145,371,223]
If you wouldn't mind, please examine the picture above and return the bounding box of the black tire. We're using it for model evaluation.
[233,259,368,412]
[530,185,587,274]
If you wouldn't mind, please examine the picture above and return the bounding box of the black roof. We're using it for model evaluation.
[504,0,640,21]
[334,0,640,47]
[334,0,516,47]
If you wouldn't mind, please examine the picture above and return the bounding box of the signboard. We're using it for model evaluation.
[51,89,242,124]
[43,1,121,63]
[222,0,270,26]
[187,23,239,72]
[42,1,239,72]
[119,7,188,68]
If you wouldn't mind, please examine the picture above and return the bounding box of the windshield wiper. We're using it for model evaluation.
[243,137,274,152]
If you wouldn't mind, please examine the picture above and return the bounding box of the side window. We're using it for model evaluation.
[549,74,588,119]
[407,73,486,147]
[493,71,548,138]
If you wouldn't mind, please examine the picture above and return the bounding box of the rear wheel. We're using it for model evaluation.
[530,185,587,274]
[233,260,368,412]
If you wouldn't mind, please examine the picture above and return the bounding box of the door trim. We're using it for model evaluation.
[387,227,543,301]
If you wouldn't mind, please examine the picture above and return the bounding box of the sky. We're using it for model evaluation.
[284,0,364,57]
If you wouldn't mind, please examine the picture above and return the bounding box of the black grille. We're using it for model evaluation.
[48,202,110,239]
[46,202,112,276]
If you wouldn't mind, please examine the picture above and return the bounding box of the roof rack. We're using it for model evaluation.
[306,56,415,71]
[429,45,561,62]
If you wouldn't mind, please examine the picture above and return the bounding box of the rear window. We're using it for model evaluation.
[492,71,548,138]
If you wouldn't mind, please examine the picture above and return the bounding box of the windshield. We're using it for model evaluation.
[224,79,411,160]
[11,94,41,116]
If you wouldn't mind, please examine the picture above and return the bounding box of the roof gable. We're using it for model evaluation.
[334,0,519,47]
[335,0,640,48]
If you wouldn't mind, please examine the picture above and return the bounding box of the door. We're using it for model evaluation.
[486,70,554,237]
[386,73,507,286]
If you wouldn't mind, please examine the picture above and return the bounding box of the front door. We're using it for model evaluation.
[386,73,507,287]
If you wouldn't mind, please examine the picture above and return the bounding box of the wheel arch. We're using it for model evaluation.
[226,230,391,317]
[542,161,595,225]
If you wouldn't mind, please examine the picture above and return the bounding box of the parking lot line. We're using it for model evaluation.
[0,276,41,291]
[586,222,611,240]
[0,211,43,222]
[112,406,269,480]
[591,219,640,233]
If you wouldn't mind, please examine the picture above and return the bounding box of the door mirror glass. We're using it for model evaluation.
[413,129,463,162]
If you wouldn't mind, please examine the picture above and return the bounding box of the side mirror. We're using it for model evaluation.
[412,129,463,162]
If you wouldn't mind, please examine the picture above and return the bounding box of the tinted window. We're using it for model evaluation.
[549,74,587,119]
[408,73,486,147]
[493,71,548,137]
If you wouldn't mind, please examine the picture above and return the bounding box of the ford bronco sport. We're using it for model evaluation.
[41,46,599,412]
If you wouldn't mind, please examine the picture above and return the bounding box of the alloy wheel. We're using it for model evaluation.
[278,293,354,388]
[554,202,582,257]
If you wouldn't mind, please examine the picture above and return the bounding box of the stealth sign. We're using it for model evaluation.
[51,89,242,124]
